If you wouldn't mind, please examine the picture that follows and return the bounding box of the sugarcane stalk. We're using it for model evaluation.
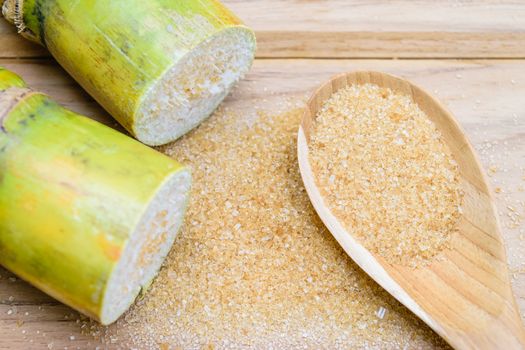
[0,67,191,325]
[0,67,25,90]
[2,0,256,146]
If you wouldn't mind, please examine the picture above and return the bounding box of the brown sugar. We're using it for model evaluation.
[89,105,450,349]
[308,84,463,267]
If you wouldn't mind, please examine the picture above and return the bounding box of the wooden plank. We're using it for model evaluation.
[255,31,525,59]
[236,0,525,58]
[1,1,525,59]
[0,58,524,348]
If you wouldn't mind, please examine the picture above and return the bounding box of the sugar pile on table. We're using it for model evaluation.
[90,105,449,349]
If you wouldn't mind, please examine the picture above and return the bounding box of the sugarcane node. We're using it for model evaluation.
[0,87,39,131]
[1,0,38,41]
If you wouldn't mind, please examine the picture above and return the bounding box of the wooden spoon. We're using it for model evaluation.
[297,71,525,349]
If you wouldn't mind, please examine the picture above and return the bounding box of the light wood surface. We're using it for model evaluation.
[235,0,525,58]
[0,58,524,349]
[1,1,525,59]
[1,0,525,348]
[298,71,525,349]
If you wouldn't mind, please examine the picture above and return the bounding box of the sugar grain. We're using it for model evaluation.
[309,84,463,267]
[91,105,450,349]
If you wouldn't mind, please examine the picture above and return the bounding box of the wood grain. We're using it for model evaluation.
[236,0,525,58]
[298,70,525,348]
[1,0,525,59]
[0,58,523,349]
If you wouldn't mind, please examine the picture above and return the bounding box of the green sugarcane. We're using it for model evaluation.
[2,0,256,145]
[0,67,191,324]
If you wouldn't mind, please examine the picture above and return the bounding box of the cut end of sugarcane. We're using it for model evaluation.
[134,26,256,146]
[99,168,191,325]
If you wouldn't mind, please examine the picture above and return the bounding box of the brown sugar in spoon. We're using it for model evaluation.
[297,71,525,349]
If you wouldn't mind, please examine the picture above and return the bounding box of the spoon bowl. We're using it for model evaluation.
[297,71,525,349]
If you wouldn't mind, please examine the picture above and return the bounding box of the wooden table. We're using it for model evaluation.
[1,1,524,348]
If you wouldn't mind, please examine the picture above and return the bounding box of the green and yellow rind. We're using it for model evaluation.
[4,0,255,141]
[0,67,26,90]
[0,69,188,322]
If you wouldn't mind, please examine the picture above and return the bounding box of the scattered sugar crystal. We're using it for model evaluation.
[87,105,449,349]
